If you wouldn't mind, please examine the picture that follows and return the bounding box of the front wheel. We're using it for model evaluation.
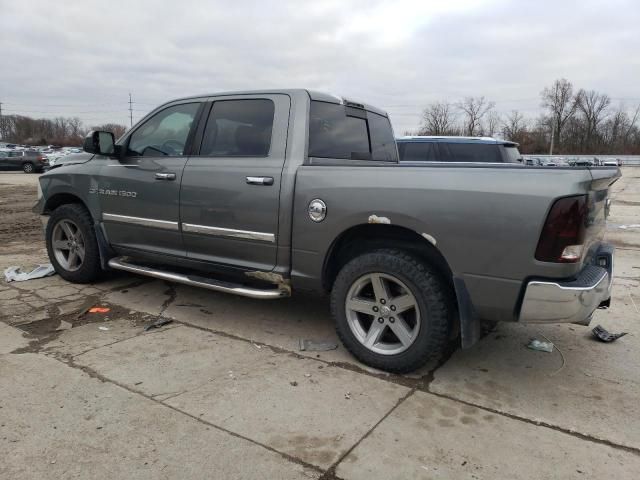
[331,249,453,373]
[46,204,103,283]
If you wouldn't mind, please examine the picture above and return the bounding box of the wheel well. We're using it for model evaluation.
[322,224,454,292]
[44,193,87,214]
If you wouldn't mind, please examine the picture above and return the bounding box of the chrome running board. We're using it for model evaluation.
[107,257,290,300]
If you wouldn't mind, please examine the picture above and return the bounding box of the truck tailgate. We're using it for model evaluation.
[582,167,621,265]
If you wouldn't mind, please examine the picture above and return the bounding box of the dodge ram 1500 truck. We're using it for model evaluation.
[34,89,620,373]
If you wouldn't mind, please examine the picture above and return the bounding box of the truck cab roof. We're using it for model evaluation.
[166,89,389,117]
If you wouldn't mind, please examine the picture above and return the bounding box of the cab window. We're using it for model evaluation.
[127,103,199,157]
[308,101,398,161]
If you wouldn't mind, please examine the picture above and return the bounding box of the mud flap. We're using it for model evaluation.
[94,222,117,270]
[453,276,481,349]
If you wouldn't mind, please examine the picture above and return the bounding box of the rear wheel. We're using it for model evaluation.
[22,162,34,173]
[46,204,102,283]
[331,249,453,373]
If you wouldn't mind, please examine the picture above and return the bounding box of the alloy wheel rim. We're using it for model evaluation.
[345,273,421,355]
[51,219,85,272]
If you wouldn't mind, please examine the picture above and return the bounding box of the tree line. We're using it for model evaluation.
[0,115,127,147]
[416,78,640,155]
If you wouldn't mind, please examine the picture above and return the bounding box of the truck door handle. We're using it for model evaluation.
[246,176,274,186]
[155,172,176,181]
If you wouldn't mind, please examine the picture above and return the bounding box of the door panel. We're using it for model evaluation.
[99,101,201,256]
[98,158,187,256]
[180,94,290,271]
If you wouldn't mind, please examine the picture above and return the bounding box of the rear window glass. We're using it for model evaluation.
[308,101,397,161]
[440,143,502,163]
[398,142,438,162]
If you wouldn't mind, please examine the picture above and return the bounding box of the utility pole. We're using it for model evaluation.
[0,101,4,140]
[549,122,555,156]
[128,93,133,127]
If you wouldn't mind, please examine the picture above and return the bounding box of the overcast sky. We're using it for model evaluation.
[2,0,639,134]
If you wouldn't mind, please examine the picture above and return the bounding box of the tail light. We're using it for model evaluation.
[535,195,588,263]
[37,155,47,163]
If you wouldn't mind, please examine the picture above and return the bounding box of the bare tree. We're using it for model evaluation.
[576,89,611,150]
[456,96,495,136]
[540,78,578,148]
[502,110,526,140]
[419,101,456,135]
[483,111,501,137]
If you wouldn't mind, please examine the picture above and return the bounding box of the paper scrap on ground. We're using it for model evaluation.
[527,339,554,353]
[4,264,55,282]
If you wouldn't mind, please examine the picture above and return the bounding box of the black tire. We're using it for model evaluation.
[22,162,35,173]
[331,249,453,373]
[46,204,103,283]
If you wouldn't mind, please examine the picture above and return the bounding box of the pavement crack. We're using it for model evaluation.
[49,354,326,476]
[319,389,416,480]
[425,389,640,457]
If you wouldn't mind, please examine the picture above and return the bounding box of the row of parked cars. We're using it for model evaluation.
[0,145,84,173]
[524,156,623,167]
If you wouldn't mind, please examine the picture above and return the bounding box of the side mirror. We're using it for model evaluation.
[83,131,115,156]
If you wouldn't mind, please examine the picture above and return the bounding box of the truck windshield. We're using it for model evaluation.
[308,101,397,161]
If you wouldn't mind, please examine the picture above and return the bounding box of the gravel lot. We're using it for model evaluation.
[1,169,639,479]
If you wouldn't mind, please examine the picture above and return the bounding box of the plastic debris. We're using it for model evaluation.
[344,392,351,400]
[4,264,55,282]
[88,307,110,314]
[527,339,554,353]
[143,317,173,331]
[98,326,110,331]
[592,325,628,342]
[299,339,338,352]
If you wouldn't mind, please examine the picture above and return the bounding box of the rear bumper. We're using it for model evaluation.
[519,245,613,325]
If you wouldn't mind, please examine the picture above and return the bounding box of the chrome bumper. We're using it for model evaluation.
[519,264,612,325]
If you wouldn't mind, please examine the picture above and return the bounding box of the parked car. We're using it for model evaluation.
[0,149,49,173]
[34,89,619,373]
[397,136,523,163]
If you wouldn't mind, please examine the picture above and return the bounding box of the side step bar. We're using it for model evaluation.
[107,257,290,300]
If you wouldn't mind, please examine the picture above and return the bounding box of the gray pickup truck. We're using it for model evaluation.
[34,89,620,372]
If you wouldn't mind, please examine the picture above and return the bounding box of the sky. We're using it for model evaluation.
[1,0,639,134]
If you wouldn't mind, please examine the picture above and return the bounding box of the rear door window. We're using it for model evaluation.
[200,99,275,157]
[308,101,397,161]
[398,142,438,162]
[440,143,502,163]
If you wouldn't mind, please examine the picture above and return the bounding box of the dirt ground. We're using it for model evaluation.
[1,169,639,479]
[0,180,44,252]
